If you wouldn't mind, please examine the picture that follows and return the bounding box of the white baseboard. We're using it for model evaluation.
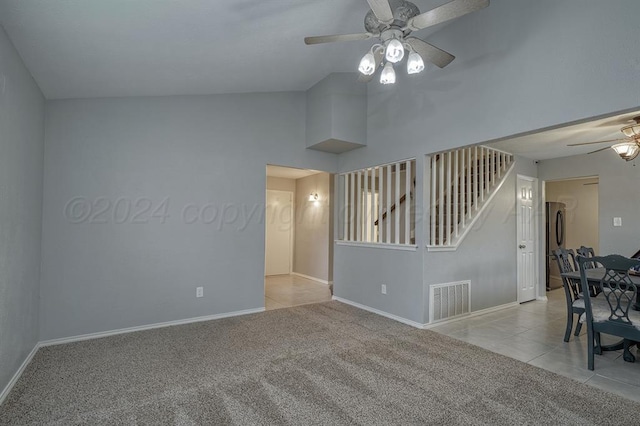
[536,296,549,302]
[332,296,425,329]
[1,307,265,405]
[423,301,519,329]
[291,272,331,285]
[0,343,40,406]
[39,307,265,347]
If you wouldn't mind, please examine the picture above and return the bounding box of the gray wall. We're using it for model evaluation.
[0,26,44,392]
[539,150,640,258]
[334,0,640,323]
[306,73,367,148]
[423,157,538,323]
[41,93,337,340]
[294,173,332,282]
[334,162,425,324]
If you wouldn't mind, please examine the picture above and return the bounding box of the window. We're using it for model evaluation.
[340,159,416,246]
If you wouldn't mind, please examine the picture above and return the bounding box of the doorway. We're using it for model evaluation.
[264,165,334,310]
[516,175,539,303]
[544,176,599,290]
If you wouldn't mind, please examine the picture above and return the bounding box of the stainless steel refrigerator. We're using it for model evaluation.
[546,202,566,290]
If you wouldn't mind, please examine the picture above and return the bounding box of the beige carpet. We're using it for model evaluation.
[1,301,639,425]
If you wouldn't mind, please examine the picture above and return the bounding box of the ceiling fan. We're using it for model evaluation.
[304,0,489,84]
[567,116,640,161]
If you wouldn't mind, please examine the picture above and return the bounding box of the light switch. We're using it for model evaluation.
[613,217,622,227]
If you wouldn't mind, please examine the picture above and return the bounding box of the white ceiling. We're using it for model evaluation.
[0,0,430,99]
[266,165,322,180]
[487,110,640,161]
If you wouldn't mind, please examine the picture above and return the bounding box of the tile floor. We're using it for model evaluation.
[265,274,332,310]
[430,288,640,402]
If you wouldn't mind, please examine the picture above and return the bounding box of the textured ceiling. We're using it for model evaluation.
[0,0,428,99]
[487,110,640,161]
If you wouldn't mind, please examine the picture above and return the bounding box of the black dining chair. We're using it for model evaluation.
[577,246,596,269]
[554,248,584,342]
[577,254,640,371]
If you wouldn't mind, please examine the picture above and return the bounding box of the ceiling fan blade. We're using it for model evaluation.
[366,0,394,24]
[357,48,384,82]
[304,33,373,45]
[405,37,455,68]
[587,146,612,154]
[407,0,489,31]
[567,138,627,146]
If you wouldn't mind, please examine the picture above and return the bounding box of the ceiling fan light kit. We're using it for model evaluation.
[384,38,405,63]
[568,116,640,161]
[380,62,397,84]
[407,50,425,74]
[612,141,640,161]
[358,52,377,75]
[621,122,640,138]
[304,0,490,84]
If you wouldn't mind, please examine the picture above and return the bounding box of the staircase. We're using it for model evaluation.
[429,146,514,250]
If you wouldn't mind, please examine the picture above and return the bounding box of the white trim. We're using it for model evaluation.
[291,272,331,285]
[427,161,516,251]
[0,343,40,406]
[423,301,519,329]
[39,307,265,347]
[335,241,418,251]
[424,246,457,252]
[339,157,417,176]
[332,296,426,329]
[536,296,549,302]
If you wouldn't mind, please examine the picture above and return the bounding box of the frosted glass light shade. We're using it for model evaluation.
[380,62,396,85]
[407,51,424,74]
[358,52,376,75]
[621,124,640,138]
[385,39,404,63]
[612,141,640,161]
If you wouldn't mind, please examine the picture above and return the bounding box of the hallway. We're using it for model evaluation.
[265,275,332,310]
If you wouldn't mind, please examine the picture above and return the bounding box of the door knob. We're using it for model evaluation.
[519,244,526,249]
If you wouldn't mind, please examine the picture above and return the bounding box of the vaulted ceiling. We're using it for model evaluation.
[0,0,463,99]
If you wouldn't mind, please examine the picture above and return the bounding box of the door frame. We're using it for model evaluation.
[265,189,294,276]
[516,174,540,303]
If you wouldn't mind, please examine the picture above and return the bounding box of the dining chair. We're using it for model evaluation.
[554,248,584,342]
[577,254,640,370]
[577,246,596,269]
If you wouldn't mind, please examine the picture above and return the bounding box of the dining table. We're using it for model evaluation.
[561,268,640,311]
[561,267,640,362]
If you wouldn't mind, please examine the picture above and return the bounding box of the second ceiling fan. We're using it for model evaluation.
[568,116,640,161]
[304,0,490,84]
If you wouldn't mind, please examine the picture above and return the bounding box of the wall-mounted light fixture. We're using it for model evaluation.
[308,193,319,202]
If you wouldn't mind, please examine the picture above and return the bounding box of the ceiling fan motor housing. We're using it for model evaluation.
[364,0,420,33]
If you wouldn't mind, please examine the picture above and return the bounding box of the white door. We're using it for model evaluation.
[517,176,538,303]
[265,190,292,276]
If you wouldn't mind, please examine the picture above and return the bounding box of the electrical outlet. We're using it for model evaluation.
[196,286,204,298]
[613,217,622,227]
[381,284,387,295]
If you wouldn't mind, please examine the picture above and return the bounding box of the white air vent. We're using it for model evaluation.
[429,281,470,323]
